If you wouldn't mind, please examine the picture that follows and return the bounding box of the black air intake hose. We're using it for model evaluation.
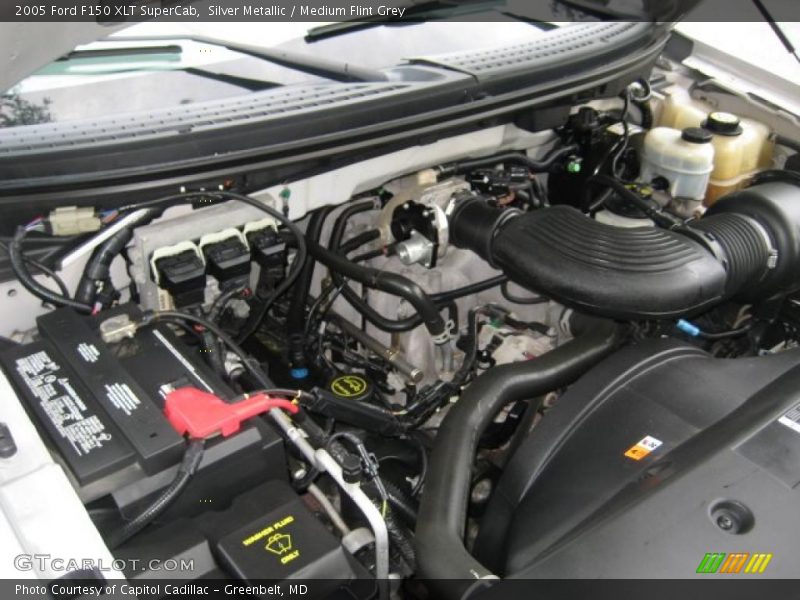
[689,212,772,295]
[415,316,622,598]
[704,181,800,300]
[449,181,797,320]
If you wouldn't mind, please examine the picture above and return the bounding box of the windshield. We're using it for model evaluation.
[1,20,554,127]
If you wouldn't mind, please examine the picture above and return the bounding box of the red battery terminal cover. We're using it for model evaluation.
[165,387,299,439]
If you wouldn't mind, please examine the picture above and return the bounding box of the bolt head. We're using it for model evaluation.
[716,514,734,530]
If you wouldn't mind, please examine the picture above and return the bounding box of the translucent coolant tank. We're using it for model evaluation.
[658,89,773,205]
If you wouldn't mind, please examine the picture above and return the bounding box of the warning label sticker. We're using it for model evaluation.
[624,435,663,461]
[14,350,112,457]
[76,342,100,364]
[105,382,142,416]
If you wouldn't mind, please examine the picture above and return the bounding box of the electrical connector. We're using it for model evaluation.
[246,226,287,293]
[247,226,286,270]
[201,235,251,290]
[152,247,207,308]
[676,319,701,338]
[99,314,139,344]
[47,206,102,236]
[164,387,298,439]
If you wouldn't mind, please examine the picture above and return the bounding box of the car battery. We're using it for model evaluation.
[0,305,286,516]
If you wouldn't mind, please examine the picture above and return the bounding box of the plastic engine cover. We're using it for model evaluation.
[474,339,800,577]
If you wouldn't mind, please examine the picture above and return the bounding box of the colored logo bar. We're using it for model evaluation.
[696,553,773,574]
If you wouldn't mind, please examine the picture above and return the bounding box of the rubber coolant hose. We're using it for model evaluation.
[415,316,622,598]
[285,205,335,376]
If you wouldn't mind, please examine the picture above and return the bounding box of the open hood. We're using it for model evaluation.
[0,0,704,95]
[0,21,131,94]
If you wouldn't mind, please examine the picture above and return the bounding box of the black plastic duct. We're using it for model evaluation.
[448,181,799,320]
[415,316,622,598]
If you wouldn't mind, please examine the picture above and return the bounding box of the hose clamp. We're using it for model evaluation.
[740,214,778,273]
[432,330,451,345]
[679,225,727,266]
[342,527,375,555]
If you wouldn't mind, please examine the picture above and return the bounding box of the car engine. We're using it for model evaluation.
[2,46,800,600]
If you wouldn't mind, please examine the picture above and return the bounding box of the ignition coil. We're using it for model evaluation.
[152,243,207,308]
[200,230,251,291]
[246,225,287,290]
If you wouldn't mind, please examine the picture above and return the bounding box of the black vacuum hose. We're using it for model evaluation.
[415,316,622,598]
[437,144,579,178]
[286,206,335,377]
[9,227,92,313]
[308,240,449,343]
[329,199,378,252]
[323,199,505,334]
[339,229,380,255]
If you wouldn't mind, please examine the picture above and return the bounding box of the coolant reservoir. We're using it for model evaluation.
[640,126,715,201]
[657,90,773,205]
[659,88,709,131]
[703,111,773,204]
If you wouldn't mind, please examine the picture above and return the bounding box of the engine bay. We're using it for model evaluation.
[2,45,800,599]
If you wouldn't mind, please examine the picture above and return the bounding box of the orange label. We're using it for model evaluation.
[624,435,663,461]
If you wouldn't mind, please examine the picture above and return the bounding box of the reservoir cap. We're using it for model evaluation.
[327,373,372,403]
[681,127,713,144]
[703,112,743,136]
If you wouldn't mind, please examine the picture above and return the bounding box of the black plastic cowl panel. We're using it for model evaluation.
[491,206,728,319]
[412,22,659,94]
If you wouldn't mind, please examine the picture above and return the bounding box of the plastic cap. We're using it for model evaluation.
[290,367,309,380]
[703,112,743,136]
[676,319,701,338]
[340,454,363,484]
[681,127,713,144]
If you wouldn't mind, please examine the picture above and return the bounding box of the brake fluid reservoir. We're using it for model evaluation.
[640,126,715,201]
